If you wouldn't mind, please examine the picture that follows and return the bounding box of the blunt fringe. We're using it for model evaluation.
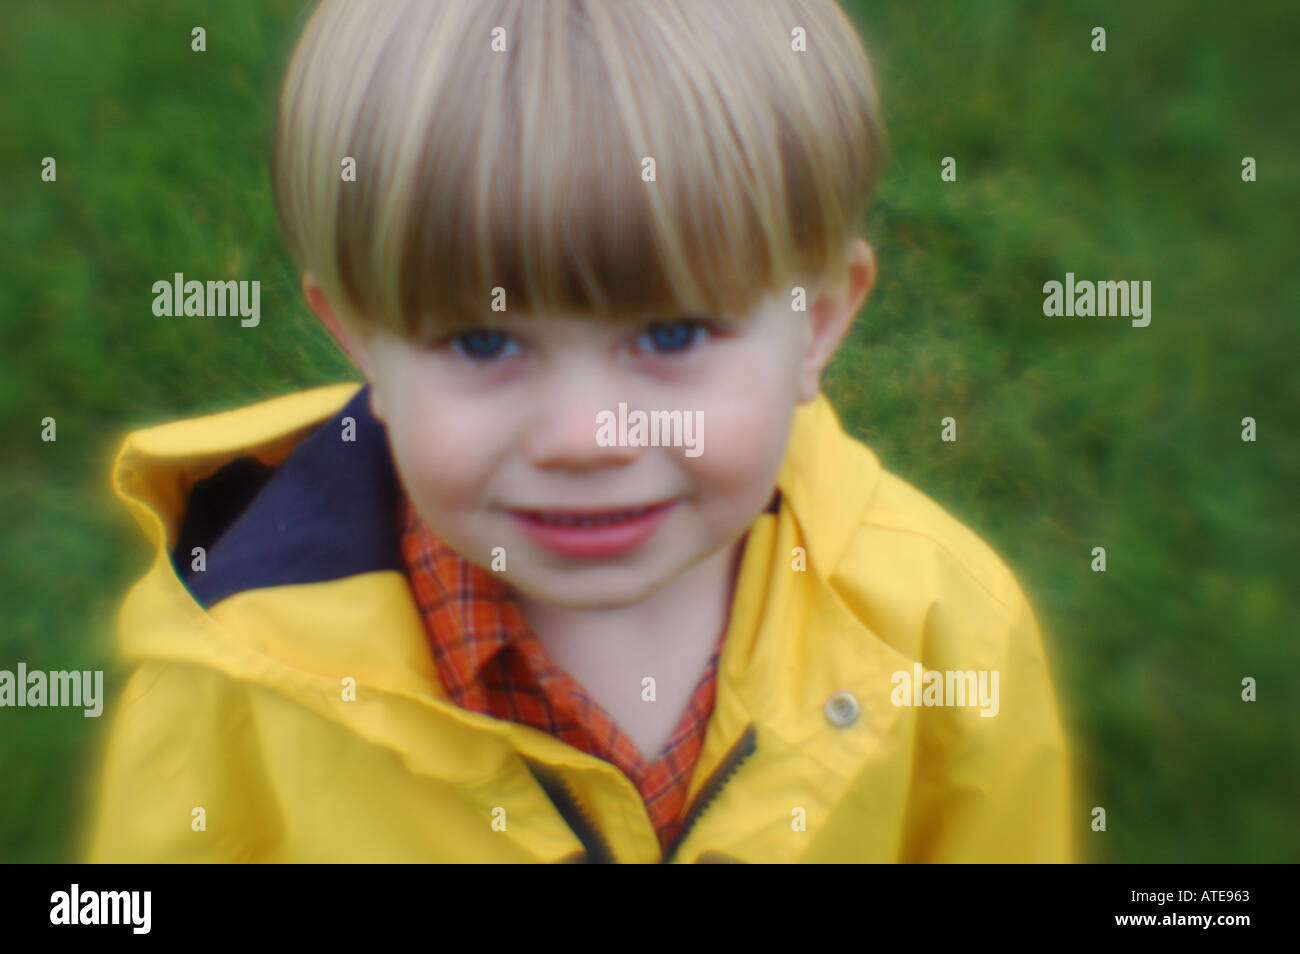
[273,0,888,338]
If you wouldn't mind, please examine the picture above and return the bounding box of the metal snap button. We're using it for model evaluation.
[825,691,859,727]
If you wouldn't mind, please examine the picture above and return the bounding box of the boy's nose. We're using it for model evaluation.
[521,385,640,472]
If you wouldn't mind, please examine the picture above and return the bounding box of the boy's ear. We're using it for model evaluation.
[797,238,877,404]
[301,273,386,421]
[302,273,370,374]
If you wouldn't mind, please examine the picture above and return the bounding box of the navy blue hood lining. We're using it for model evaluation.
[172,384,403,608]
[170,384,781,609]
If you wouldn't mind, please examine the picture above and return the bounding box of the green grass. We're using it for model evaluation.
[1,0,1296,862]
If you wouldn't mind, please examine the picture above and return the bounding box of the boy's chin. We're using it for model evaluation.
[500,566,677,612]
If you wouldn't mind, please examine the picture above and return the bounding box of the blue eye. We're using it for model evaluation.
[636,319,712,354]
[451,330,520,361]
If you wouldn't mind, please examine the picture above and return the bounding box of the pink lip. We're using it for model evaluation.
[508,501,679,558]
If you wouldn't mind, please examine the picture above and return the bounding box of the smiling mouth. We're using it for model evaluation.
[501,501,681,561]
[506,500,680,558]
[508,503,670,528]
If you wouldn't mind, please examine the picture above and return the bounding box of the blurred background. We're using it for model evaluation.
[1,0,1296,862]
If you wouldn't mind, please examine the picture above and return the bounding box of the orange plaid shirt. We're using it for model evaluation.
[396,493,724,855]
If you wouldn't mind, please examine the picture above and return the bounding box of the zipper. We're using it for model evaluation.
[661,724,756,863]
[522,723,757,863]
[523,760,617,864]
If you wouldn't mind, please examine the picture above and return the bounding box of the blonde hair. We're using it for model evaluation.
[272,0,887,340]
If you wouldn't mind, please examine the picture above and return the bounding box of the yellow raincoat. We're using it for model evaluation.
[86,382,1075,862]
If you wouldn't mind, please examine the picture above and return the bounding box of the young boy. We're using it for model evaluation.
[87,0,1074,863]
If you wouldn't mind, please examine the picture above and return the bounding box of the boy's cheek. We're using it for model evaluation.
[389,417,499,501]
[687,403,791,498]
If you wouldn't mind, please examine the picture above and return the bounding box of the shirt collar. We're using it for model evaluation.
[397,492,534,691]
